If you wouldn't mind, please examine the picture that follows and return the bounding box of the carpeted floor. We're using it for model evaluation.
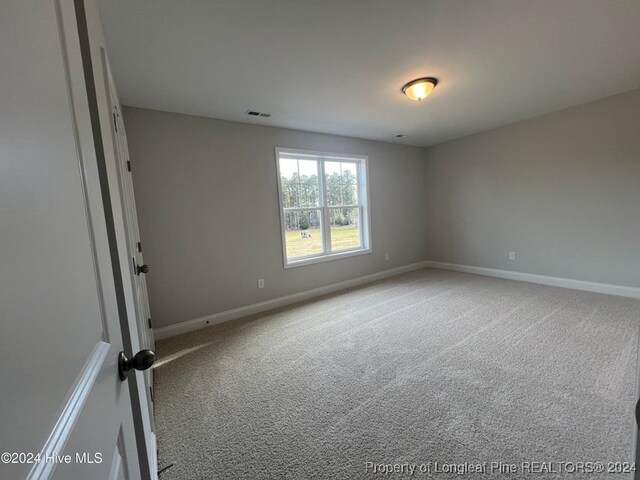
[154,268,640,479]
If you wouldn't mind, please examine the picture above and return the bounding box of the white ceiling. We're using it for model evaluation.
[97,0,640,147]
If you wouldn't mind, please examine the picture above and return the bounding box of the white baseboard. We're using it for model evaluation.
[423,260,640,299]
[154,261,431,340]
[155,260,640,340]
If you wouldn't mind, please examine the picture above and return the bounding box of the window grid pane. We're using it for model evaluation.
[283,209,324,259]
[329,207,361,251]
[324,161,359,208]
[279,157,320,208]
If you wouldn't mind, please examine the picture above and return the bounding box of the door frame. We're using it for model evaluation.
[71,0,154,477]
[101,51,157,474]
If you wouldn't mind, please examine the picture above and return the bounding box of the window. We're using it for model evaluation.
[276,148,371,268]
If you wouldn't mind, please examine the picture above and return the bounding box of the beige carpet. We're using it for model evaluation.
[154,268,640,479]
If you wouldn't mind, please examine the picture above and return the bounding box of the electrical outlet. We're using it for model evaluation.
[257,278,265,289]
[509,251,516,261]
[384,252,389,261]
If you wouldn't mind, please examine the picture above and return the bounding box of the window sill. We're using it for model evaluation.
[284,247,372,269]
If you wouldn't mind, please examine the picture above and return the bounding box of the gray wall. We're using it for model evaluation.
[125,90,640,329]
[123,108,428,329]
[424,89,640,287]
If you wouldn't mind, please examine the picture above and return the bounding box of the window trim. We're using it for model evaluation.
[275,147,372,269]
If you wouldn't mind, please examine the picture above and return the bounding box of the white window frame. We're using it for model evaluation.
[275,147,372,269]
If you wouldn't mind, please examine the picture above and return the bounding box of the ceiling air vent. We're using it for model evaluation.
[246,110,271,118]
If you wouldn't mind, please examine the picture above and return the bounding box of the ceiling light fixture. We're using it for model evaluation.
[402,77,438,101]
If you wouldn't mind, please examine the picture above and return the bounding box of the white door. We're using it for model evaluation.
[105,57,157,463]
[109,90,156,358]
[76,0,158,475]
[0,1,153,479]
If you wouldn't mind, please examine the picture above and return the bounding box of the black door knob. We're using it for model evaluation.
[118,349,155,381]
[136,264,149,275]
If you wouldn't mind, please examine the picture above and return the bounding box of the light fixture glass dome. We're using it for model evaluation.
[402,77,438,101]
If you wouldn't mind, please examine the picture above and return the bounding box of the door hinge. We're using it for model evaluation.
[150,386,154,403]
[137,241,142,252]
[148,317,153,329]
[112,112,118,132]
[127,160,131,172]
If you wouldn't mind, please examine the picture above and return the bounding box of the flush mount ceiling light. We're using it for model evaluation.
[402,77,438,101]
